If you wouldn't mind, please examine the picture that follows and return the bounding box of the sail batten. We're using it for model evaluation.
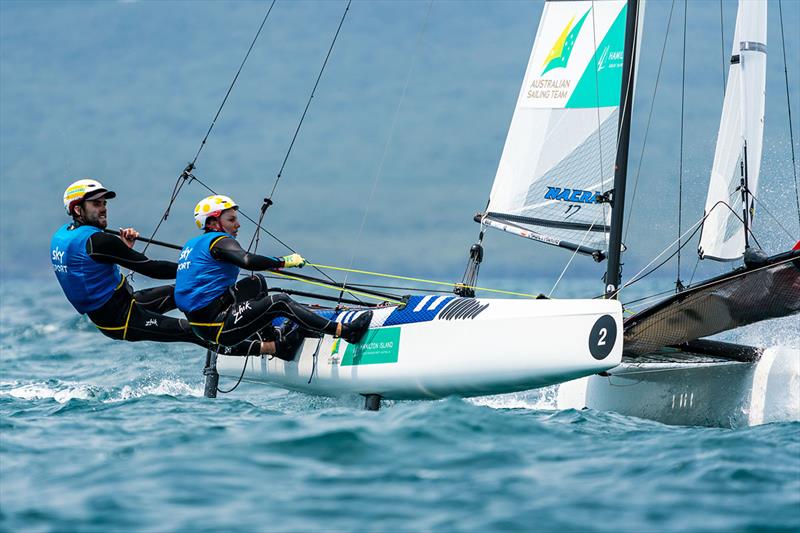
[698,1,767,261]
[485,0,630,255]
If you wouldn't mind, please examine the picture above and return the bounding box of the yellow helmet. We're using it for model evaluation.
[63,178,116,215]
[193,195,238,229]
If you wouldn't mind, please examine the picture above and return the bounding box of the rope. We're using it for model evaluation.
[263,266,401,300]
[270,270,405,305]
[748,191,796,240]
[622,287,679,309]
[141,1,276,253]
[548,216,599,298]
[612,201,761,299]
[140,169,193,255]
[308,337,323,384]
[194,1,276,167]
[620,219,704,297]
[332,282,451,294]
[188,174,363,302]
[687,255,700,286]
[624,0,676,243]
[337,0,434,305]
[263,275,449,295]
[267,0,351,203]
[216,356,249,394]
[307,263,542,299]
[249,0,352,258]
[778,0,800,230]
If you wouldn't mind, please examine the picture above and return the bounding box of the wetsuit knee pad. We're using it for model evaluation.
[232,274,269,301]
[253,273,268,289]
[270,292,292,305]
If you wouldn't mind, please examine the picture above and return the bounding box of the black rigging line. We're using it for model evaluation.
[269,0,352,203]
[345,283,451,294]
[624,0,676,243]
[189,169,365,304]
[778,0,800,229]
[248,0,352,261]
[141,1,276,254]
[193,1,276,168]
[620,221,702,295]
[216,356,248,394]
[749,192,796,241]
[676,0,687,291]
[687,255,700,286]
[266,276,450,295]
[140,169,193,255]
[335,0,434,307]
[266,268,400,301]
[622,287,676,307]
[188,174,296,254]
[616,204,763,297]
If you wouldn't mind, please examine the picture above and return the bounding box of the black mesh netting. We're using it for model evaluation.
[623,251,800,356]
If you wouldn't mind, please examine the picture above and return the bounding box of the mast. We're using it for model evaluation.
[605,0,640,298]
[741,141,751,250]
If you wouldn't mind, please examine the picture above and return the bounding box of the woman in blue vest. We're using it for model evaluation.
[175,195,372,360]
[51,179,276,357]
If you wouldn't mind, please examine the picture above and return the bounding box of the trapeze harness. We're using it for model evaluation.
[175,233,343,347]
[50,223,262,355]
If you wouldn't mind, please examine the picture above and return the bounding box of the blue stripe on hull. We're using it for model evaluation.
[270,295,460,329]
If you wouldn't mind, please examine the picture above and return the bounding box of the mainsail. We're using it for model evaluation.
[698,0,767,261]
[484,0,632,258]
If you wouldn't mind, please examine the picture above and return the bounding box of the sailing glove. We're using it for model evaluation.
[281,253,306,268]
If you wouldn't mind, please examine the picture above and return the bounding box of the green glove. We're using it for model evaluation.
[282,253,306,268]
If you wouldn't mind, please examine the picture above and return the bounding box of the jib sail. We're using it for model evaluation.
[482,0,634,259]
[698,0,767,261]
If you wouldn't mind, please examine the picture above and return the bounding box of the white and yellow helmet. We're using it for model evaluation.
[194,195,238,229]
[63,178,116,215]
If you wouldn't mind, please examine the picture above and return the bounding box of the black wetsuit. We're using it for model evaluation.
[185,237,341,347]
[82,229,262,356]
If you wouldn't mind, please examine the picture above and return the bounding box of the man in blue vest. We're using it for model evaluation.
[174,194,372,361]
[51,179,279,357]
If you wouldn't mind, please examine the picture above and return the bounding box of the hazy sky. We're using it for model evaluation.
[1,0,798,298]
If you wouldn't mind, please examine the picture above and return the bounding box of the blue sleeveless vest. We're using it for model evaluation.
[174,232,240,313]
[50,224,122,313]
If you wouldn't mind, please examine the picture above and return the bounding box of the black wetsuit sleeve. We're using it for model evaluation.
[87,232,178,279]
[209,236,285,270]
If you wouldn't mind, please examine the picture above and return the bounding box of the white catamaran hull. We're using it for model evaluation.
[557,345,799,427]
[217,298,623,399]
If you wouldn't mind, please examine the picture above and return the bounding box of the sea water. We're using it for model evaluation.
[1,280,799,532]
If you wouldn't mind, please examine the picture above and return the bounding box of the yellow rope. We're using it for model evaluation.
[306,263,542,299]
[271,270,405,305]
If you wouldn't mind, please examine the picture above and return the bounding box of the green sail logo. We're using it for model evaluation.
[541,8,591,76]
